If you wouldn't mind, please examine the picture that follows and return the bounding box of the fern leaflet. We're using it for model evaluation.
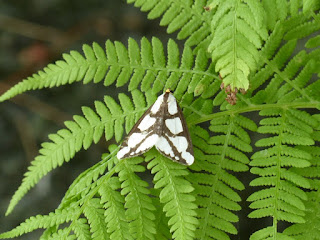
[207,0,267,91]
[0,38,217,102]
[145,149,198,240]
[190,114,256,239]
[248,108,318,239]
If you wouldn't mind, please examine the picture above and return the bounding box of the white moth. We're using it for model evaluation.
[117,89,194,165]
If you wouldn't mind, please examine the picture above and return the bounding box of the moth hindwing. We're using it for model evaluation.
[117,89,194,165]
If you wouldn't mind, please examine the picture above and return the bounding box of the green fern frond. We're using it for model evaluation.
[189,114,256,239]
[0,42,107,102]
[151,189,172,240]
[284,13,320,40]
[0,203,80,239]
[116,157,156,239]
[145,149,198,240]
[284,198,320,240]
[183,94,215,124]
[62,145,118,204]
[47,229,76,240]
[250,226,296,240]
[262,0,293,30]
[72,218,91,240]
[83,198,110,239]
[249,24,292,92]
[248,108,317,239]
[98,176,132,240]
[282,145,320,239]
[303,0,320,13]
[207,0,267,91]
[127,0,212,51]
[0,38,217,102]
[263,49,319,103]
[5,90,148,215]
[251,38,320,105]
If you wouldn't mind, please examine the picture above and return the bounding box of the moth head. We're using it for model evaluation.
[165,88,173,93]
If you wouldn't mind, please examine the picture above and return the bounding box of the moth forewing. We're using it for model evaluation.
[117,89,194,165]
[116,103,158,159]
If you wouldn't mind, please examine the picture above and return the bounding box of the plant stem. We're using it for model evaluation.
[189,101,320,125]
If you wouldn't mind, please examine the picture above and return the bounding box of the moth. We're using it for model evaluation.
[117,89,194,165]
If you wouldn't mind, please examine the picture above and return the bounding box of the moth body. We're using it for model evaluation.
[117,89,194,165]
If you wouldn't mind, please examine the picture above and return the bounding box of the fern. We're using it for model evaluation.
[72,218,91,240]
[208,0,267,91]
[98,176,132,240]
[190,115,256,239]
[283,134,320,239]
[0,202,81,238]
[116,157,156,239]
[0,37,217,102]
[5,89,149,215]
[127,0,213,51]
[145,150,198,240]
[1,1,320,240]
[248,108,317,239]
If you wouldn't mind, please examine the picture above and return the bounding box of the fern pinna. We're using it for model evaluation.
[1,1,320,240]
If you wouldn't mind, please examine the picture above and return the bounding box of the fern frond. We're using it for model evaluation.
[262,0,288,30]
[249,24,292,92]
[284,197,320,240]
[207,0,267,91]
[145,150,198,240]
[0,38,217,102]
[127,0,212,51]
[0,203,80,239]
[250,33,320,106]
[116,157,156,239]
[62,145,118,204]
[248,108,317,239]
[282,145,320,239]
[83,198,110,240]
[264,56,318,104]
[183,93,215,124]
[151,189,172,240]
[47,229,76,240]
[190,114,256,239]
[72,218,91,240]
[284,12,320,40]
[250,226,296,240]
[98,176,132,240]
[303,0,320,13]
[0,42,107,102]
[5,90,148,215]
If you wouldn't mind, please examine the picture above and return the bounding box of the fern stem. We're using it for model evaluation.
[188,101,320,125]
[273,111,286,238]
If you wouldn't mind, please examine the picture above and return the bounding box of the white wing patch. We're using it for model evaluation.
[128,133,146,148]
[136,134,159,153]
[138,114,155,131]
[155,137,174,158]
[151,95,163,114]
[168,136,188,153]
[165,118,183,134]
[167,94,178,114]
[117,89,194,165]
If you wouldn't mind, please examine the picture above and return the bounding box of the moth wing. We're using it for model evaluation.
[155,93,194,165]
[117,94,164,159]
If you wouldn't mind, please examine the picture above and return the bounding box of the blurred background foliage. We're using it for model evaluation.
[0,1,169,238]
